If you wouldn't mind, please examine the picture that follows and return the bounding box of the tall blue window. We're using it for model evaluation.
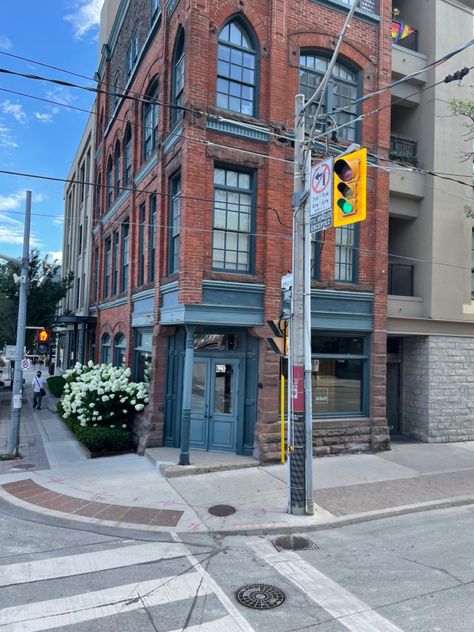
[142,80,159,161]
[112,231,119,295]
[101,334,111,364]
[113,334,126,368]
[138,204,146,285]
[106,158,113,208]
[103,237,111,298]
[217,20,257,116]
[149,195,156,283]
[121,222,129,292]
[151,0,160,20]
[169,173,181,274]
[212,167,254,273]
[124,126,132,186]
[172,30,185,124]
[114,142,121,198]
[335,224,358,282]
[300,53,359,142]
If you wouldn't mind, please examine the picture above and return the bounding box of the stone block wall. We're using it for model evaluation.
[401,337,430,441]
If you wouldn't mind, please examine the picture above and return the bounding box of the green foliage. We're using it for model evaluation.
[0,249,74,349]
[449,98,474,161]
[46,375,65,398]
[62,415,133,455]
[389,151,419,167]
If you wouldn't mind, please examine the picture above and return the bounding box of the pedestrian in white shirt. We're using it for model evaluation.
[32,370,46,410]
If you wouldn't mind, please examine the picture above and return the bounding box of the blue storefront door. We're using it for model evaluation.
[190,357,239,452]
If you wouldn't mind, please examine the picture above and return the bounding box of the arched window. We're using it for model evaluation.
[300,53,359,142]
[114,142,121,198]
[142,80,159,162]
[106,157,113,208]
[95,173,101,219]
[113,334,126,368]
[216,20,257,116]
[172,30,185,125]
[123,125,132,186]
[101,334,111,364]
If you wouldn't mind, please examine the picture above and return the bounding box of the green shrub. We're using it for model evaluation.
[74,425,133,454]
[47,375,65,398]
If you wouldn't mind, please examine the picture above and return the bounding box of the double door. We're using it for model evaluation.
[190,357,239,452]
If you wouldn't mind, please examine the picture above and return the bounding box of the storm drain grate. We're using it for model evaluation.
[208,504,236,517]
[235,583,286,610]
[273,535,319,552]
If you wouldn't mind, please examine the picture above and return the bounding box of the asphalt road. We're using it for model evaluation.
[1,498,474,631]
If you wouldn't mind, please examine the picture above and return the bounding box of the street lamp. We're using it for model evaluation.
[0,191,31,457]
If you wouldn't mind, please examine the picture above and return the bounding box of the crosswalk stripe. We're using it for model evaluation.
[168,615,245,632]
[171,533,255,632]
[249,538,405,632]
[0,542,187,587]
[1,572,211,632]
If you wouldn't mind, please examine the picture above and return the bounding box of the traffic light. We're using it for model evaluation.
[38,329,50,343]
[333,147,367,227]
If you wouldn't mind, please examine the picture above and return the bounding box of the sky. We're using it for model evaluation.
[0,0,105,263]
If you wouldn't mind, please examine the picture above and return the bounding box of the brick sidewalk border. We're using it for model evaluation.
[2,479,184,527]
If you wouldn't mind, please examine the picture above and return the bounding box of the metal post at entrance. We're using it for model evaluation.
[179,325,195,466]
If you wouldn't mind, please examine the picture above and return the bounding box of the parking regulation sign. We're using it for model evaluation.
[21,358,30,370]
[310,157,333,233]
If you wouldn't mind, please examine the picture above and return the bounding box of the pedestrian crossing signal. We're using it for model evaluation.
[333,148,367,227]
[38,330,49,342]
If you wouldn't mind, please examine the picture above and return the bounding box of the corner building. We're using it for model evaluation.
[91,0,392,461]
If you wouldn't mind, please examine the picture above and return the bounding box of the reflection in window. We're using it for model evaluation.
[194,334,240,350]
[113,334,126,368]
[217,21,257,116]
[172,30,185,124]
[134,330,152,383]
[191,362,207,411]
[101,334,111,364]
[214,364,234,414]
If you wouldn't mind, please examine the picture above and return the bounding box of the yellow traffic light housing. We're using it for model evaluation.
[333,148,367,227]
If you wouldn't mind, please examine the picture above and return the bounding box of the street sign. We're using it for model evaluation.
[13,394,22,409]
[310,157,333,233]
[21,358,30,370]
[4,345,16,360]
[281,273,293,320]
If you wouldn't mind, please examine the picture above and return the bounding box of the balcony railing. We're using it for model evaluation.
[390,135,418,166]
[335,0,377,13]
[391,20,418,51]
[388,262,414,296]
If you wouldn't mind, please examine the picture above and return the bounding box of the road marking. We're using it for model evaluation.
[249,538,405,632]
[171,533,255,632]
[169,615,245,632]
[0,542,187,587]
[1,572,211,632]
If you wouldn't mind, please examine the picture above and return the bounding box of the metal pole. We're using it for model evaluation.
[179,325,195,466]
[288,94,307,515]
[7,191,31,457]
[303,151,314,515]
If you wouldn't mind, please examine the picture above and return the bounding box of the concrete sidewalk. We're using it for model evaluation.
[2,384,474,533]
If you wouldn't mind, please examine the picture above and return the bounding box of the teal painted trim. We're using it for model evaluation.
[98,296,128,311]
[311,289,374,331]
[309,0,380,24]
[95,143,102,162]
[162,123,183,154]
[166,0,181,19]
[312,289,374,302]
[132,288,155,302]
[161,281,179,295]
[89,306,97,313]
[101,190,130,226]
[134,153,158,186]
[203,280,265,293]
[160,303,264,326]
[92,224,100,236]
[311,314,373,332]
[132,312,154,327]
[206,118,269,143]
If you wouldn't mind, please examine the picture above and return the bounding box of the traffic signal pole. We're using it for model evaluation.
[6,191,31,457]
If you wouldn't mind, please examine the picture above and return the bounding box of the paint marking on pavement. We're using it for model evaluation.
[0,572,211,632]
[169,615,245,632]
[249,538,405,632]
[0,542,187,587]
[171,533,255,632]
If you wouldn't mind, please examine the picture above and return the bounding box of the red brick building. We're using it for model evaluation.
[91,0,391,461]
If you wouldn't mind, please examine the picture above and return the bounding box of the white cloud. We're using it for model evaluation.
[48,250,63,263]
[45,87,76,107]
[0,101,27,124]
[0,36,12,51]
[64,0,104,39]
[34,112,54,124]
[0,212,42,247]
[52,216,64,226]
[0,191,25,211]
[0,124,18,149]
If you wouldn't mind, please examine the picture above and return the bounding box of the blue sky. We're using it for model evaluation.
[0,0,105,261]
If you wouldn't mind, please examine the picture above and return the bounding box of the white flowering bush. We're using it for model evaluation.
[61,361,149,430]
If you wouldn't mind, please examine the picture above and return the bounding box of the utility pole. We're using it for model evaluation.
[288,0,360,515]
[5,191,31,457]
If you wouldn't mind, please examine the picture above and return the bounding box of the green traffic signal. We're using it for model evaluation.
[338,199,354,214]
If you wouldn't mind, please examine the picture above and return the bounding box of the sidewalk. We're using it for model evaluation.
[2,384,474,534]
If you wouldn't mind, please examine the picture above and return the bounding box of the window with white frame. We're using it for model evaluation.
[335,224,358,282]
[169,173,181,274]
[172,30,185,124]
[142,80,159,161]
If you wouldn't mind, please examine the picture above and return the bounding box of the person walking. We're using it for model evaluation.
[32,370,46,410]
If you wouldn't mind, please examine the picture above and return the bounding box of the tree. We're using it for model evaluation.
[0,250,74,350]
[449,98,474,217]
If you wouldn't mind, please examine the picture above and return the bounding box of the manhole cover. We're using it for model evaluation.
[208,504,236,517]
[273,535,319,551]
[12,463,35,469]
[235,584,285,610]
